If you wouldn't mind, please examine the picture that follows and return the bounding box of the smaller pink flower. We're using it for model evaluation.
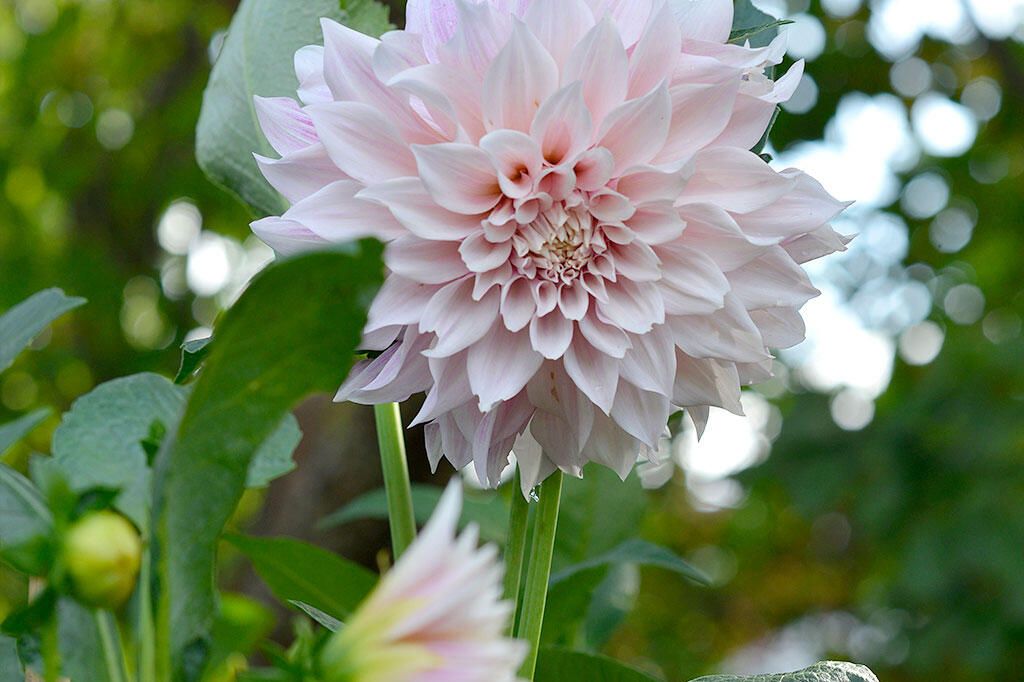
[320,482,526,682]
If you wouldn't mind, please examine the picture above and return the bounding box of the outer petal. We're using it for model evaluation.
[669,0,733,43]
[412,143,503,214]
[283,180,405,242]
[307,101,418,184]
[253,96,319,156]
[562,18,629,127]
[249,217,326,255]
[467,324,544,410]
[597,84,672,175]
[357,178,482,240]
[481,20,559,133]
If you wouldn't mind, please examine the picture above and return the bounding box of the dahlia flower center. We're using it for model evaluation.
[509,199,609,284]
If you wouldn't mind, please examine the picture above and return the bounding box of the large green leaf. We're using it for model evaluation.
[554,466,648,570]
[152,245,383,678]
[0,288,85,374]
[50,373,303,529]
[51,373,185,529]
[689,662,879,682]
[0,463,53,564]
[535,647,663,682]
[550,537,709,586]
[195,0,391,216]
[0,408,51,458]
[226,535,376,622]
[319,483,509,544]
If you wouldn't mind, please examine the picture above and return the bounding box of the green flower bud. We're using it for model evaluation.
[62,510,142,609]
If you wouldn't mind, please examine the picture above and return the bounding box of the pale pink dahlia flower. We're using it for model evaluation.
[250,0,850,491]
[320,482,526,681]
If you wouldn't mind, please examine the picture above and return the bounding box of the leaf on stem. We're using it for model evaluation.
[0,288,85,375]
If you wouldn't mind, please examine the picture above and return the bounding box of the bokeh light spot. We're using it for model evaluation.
[898,320,945,365]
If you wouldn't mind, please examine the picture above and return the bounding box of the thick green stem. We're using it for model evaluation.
[502,468,530,635]
[515,470,563,680]
[94,610,129,682]
[373,402,417,558]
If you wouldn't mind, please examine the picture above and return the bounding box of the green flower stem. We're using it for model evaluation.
[502,468,530,635]
[139,548,156,682]
[516,470,563,680]
[373,402,417,558]
[95,610,129,682]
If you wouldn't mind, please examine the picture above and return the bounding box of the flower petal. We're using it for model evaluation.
[412,143,503,215]
[530,81,594,166]
[307,101,418,184]
[253,96,319,156]
[387,236,468,284]
[562,18,629,126]
[597,84,672,175]
[627,1,682,98]
[468,324,544,410]
[563,335,620,413]
[357,177,482,240]
[284,180,405,242]
[529,312,574,359]
[421,277,501,356]
[482,20,559,133]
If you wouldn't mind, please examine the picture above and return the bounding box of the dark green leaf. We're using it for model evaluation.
[195,0,391,216]
[152,245,382,676]
[0,588,55,638]
[318,483,508,543]
[288,600,342,632]
[550,537,710,586]
[0,463,53,572]
[0,288,85,375]
[729,0,782,48]
[226,535,376,621]
[245,413,301,488]
[0,408,50,458]
[689,662,879,682]
[535,647,664,682]
[174,337,213,384]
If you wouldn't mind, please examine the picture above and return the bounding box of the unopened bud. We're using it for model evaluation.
[63,510,142,609]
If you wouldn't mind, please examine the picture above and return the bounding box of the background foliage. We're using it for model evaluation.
[1,0,1021,679]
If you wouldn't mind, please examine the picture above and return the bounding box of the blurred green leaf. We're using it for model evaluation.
[550,538,710,587]
[0,408,51,458]
[226,535,376,621]
[153,245,382,677]
[0,463,53,573]
[289,600,342,632]
[555,466,647,570]
[0,634,21,682]
[201,592,276,680]
[535,647,663,682]
[689,662,879,682]
[175,337,213,385]
[195,0,391,216]
[245,414,301,488]
[318,483,508,543]
[0,288,85,375]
